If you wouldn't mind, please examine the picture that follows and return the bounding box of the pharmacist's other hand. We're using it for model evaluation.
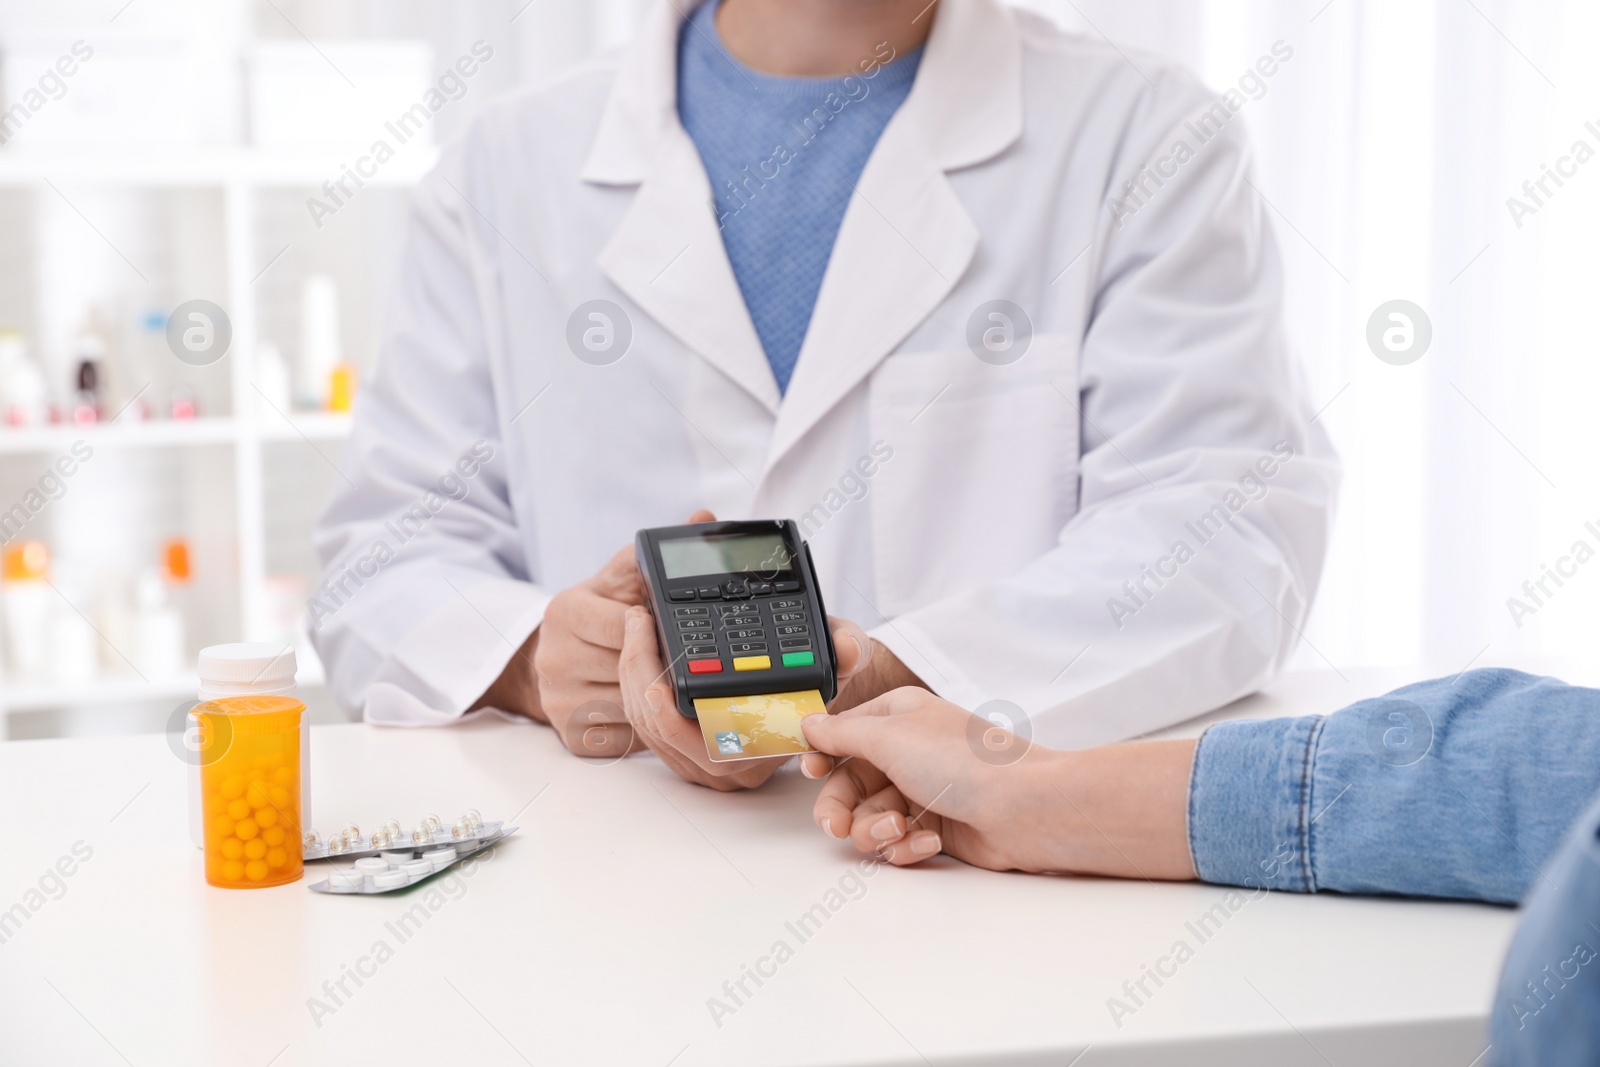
[799,688,1041,870]
[528,539,650,757]
[618,606,873,791]
[822,626,925,720]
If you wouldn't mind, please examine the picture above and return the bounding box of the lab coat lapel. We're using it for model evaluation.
[586,0,780,415]
[597,131,780,414]
[764,121,977,473]
[764,0,1023,474]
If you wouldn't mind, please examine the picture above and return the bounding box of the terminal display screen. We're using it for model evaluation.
[658,533,792,579]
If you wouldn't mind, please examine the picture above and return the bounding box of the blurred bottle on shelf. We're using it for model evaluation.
[169,385,198,420]
[3,541,51,681]
[255,340,291,417]
[120,309,169,424]
[259,573,309,650]
[166,540,191,582]
[250,40,434,150]
[137,310,165,367]
[48,573,98,685]
[96,567,136,678]
[3,542,97,683]
[72,333,105,426]
[0,331,49,428]
[133,538,191,680]
[5,35,200,149]
[328,361,358,413]
[299,275,340,411]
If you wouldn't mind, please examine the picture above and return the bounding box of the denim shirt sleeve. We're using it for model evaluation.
[1188,669,1600,903]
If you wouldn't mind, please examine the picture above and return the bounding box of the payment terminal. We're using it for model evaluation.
[635,520,838,761]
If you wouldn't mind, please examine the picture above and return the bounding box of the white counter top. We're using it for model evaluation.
[0,667,1534,1066]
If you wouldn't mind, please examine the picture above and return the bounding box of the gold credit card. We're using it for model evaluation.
[693,689,827,762]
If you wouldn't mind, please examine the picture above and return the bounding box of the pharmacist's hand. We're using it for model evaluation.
[798,688,1040,870]
[524,510,716,758]
[528,541,647,758]
[827,635,924,713]
[619,605,873,791]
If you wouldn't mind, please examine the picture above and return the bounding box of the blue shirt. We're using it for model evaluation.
[1186,668,1600,1064]
[676,0,922,394]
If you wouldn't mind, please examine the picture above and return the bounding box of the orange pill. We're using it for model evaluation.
[245,860,269,881]
[266,848,288,868]
[256,808,279,830]
[269,785,292,808]
[244,839,267,860]
[227,799,251,821]
[235,818,259,841]
[212,814,236,837]
[246,782,271,809]
[263,826,286,847]
[220,776,245,800]
[221,839,244,860]
[221,860,245,881]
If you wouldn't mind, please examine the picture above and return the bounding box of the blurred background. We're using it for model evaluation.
[0,0,1593,740]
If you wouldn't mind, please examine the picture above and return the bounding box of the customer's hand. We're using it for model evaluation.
[798,688,1198,879]
[799,688,1047,868]
[618,604,874,790]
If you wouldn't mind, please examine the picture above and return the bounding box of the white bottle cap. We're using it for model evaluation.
[197,643,297,699]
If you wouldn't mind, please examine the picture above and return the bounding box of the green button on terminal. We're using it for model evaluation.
[781,651,815,668]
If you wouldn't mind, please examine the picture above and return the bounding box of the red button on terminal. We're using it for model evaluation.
[688,659,723,674]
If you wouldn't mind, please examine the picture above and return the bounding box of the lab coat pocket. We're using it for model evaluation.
[867,337,1080,617]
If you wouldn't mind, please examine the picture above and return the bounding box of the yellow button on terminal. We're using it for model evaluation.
[732,655,772,672]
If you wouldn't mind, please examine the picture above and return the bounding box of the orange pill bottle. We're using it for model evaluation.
[196,695,305,889]
[188,644,310,851]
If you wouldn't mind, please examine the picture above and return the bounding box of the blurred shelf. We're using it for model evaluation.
[6,660,326,713]
[0,129,415,737]
[0,147,439,188]
[0,417,238,454]
[6,675,199,713]
[259,412,354,442]
[0,414,353,455]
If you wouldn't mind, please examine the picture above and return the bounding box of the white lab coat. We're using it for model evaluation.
[311,0,1338,748]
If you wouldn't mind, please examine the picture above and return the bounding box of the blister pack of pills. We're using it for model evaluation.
[308,826,516,894]
[301,811,503,862]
